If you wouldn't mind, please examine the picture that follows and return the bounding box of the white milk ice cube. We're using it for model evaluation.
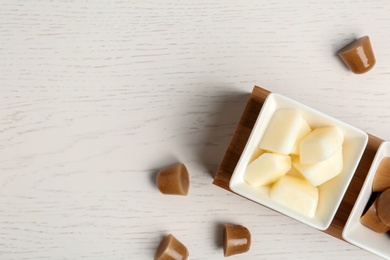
[270,175,319,218]
[293,148,343,186]
[291,120,311,155]
[244,153,291,186]
[259,109,308,154]
[299,126,344,164]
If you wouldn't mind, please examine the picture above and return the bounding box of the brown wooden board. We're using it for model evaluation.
[213,85,383,240]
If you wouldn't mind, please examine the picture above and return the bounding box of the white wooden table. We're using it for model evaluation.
[1,1,389,259]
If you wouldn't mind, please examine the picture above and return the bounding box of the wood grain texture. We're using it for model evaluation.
[1,1,390,259]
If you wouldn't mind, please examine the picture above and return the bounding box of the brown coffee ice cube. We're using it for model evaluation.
[337,36,376,74]
[377,188,390,227]
[154,234,189,260]
[360,193,390,233]
[223,224,251,257]
[156,163,190,195]
[373,157,390,192]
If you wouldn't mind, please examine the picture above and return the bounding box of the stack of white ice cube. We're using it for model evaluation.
[244,108,344,217]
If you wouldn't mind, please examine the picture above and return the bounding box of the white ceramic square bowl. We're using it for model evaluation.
[229,93,368,230]
[343,141,390,259]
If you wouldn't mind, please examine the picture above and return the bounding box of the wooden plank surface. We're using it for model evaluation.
[213,85,383,239]
[2,1,390,259]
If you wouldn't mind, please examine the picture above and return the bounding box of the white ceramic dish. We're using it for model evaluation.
[229,93,368,230]
[343,141,390,259]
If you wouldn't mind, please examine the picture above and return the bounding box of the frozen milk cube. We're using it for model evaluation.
[293,148,343,186]
[258,109,302,154]
[299,126,344,164]
[244,153,291,186]
[270,175,319,218]
[259,109,309,155]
